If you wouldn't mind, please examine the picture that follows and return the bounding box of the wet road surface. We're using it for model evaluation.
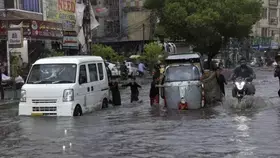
[0,69,280,158]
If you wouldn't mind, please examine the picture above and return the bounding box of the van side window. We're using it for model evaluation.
[79,65,87,83]
[98,63,104,80]
[88,63,98,82]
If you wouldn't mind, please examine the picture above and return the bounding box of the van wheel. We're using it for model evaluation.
[73,105,82,116]
[102,99,108,109]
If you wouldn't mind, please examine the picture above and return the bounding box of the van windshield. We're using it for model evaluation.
[27,64,77,84]
[165,65,200,82]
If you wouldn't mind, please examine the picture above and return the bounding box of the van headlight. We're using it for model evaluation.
[63,89,74,102]
[20,90,26,102]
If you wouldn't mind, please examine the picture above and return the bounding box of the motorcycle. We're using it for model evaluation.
[234,78,251,103]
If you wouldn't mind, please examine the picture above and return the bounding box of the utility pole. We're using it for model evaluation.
[83,0,91,54]
[142,23,145,53]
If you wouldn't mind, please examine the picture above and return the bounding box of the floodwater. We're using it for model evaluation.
[0,68,280,158]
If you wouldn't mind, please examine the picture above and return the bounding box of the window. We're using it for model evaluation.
[269,8,277,17]
[27,64,77,84]
[5,0,15,8]
[165,65,200,82]
[98,63,104,80]
[271,30,278,37]
[88,64,98,82]
[262,8,267,19]
[79,65,87,83]
[92,0,97,5]
[269,0,278,6]
[261,28,268,37]
[19,0,41,12]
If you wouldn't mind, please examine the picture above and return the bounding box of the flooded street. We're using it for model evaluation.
[0,68,280,158]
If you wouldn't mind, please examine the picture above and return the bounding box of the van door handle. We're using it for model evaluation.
[91,86,94,91]
[87,87,90,92]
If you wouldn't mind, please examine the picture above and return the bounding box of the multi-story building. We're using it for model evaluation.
[252,0,280,49]
[0,0,43,20]
[92,0,154,53]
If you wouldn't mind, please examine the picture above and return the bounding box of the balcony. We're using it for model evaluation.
[269,17,278,25]
[269,0,278,6]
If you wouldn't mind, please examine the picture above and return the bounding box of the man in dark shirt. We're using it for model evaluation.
[149,76,159,106]
[231,58,256,97]
[274,63,280,97]
[216,67,227,96]
[0,66,4,100]
[122,77,142,103]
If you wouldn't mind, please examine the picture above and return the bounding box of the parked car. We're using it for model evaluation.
[125,62,138,77]
[107,62,120,77]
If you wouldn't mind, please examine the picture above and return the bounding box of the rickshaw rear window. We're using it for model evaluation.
[165,65,200,82]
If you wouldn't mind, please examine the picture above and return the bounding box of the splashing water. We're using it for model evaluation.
[222,96,273,112]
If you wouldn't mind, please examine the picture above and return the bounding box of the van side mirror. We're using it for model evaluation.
[79,76,87,84]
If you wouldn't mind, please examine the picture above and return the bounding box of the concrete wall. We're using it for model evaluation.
[127,11,151,41]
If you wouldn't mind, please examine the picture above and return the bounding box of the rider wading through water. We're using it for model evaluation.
[231,57,256,97]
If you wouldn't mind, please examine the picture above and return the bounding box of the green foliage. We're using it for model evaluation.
[91,44,123,62]
[41,49,64,58]
[10,55,20,78]
[144,0,263,58]
[48,50,64,57]
[142,42,163,69]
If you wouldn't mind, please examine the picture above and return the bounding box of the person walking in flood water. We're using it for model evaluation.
[122,77,142,103]
[149,76,159,106]
[216,67,227,96]
[274,60,280,97]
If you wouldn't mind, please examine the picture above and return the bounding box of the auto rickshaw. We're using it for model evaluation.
[160,63,205,109]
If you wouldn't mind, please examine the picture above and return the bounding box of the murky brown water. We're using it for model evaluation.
[0,69,280,158]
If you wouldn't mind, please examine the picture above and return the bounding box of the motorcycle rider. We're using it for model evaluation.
[120,61,128,79]
[231,57,256,97]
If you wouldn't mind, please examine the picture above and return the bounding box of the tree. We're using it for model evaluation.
[145,0,262,67]
[142,42,163,71]
[91,44,123,62]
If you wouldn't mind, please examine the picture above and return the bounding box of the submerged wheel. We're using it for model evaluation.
[102,99,109,109]
[73,105,82,116]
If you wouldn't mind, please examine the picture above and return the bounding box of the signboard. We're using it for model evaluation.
[44,0,76,30]
[0,20,63,39]
[30,20,63,38]
[63,31,78,49]
[8,28,23,48]
[63,36,79,49]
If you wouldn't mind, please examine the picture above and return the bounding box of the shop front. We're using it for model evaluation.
[0,19,63,75]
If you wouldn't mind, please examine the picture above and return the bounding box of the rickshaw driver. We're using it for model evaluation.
[231,57,256,97]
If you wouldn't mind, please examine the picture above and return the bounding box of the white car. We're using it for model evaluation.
[125,62,138,76]
[107,62,120,77]
[19,56,110,117]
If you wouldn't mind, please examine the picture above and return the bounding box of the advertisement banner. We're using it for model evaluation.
[45,0,76,31]
[8,28,23,48]
[63,31,78,49]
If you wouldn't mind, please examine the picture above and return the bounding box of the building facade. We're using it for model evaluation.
[252,0,280,49]
[91,0,154,53]
[0,0,43,20]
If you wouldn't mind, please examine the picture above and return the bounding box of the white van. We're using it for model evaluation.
[18,56,110,116]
